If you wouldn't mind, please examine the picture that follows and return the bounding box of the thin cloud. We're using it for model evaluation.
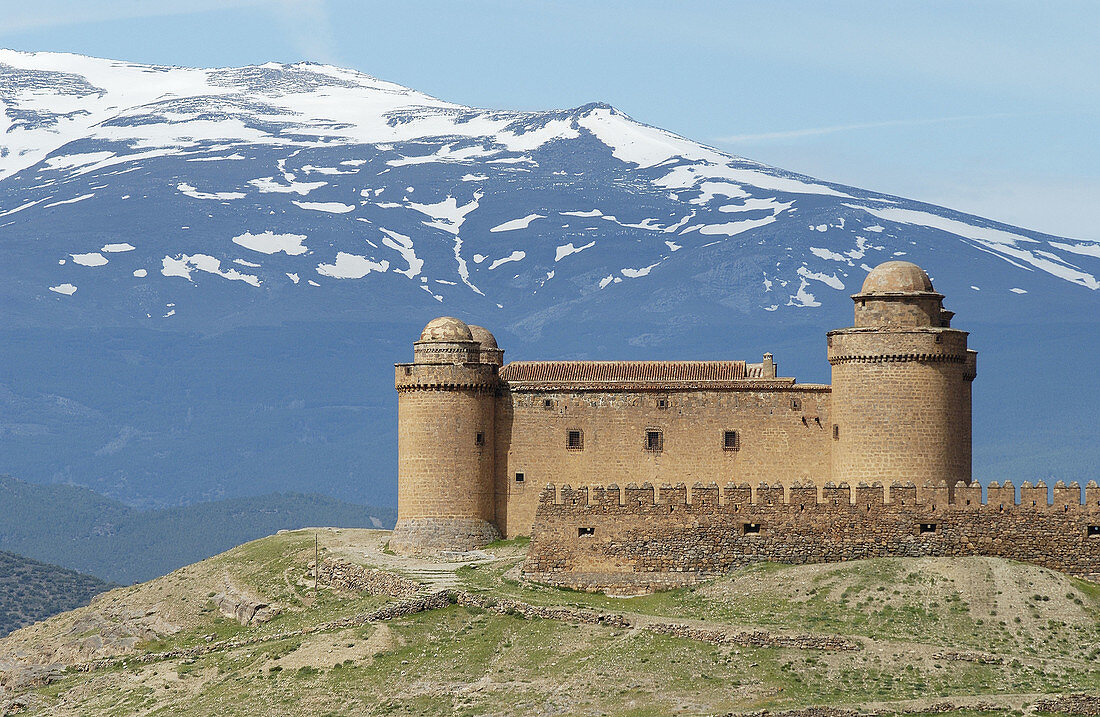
[716,114,1017,143]
[271,0,340,65]
[0,0,273,35]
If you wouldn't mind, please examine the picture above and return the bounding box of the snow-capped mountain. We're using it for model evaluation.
[1,50,1097,508]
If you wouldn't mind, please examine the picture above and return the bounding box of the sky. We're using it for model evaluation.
[1,0,1097,240]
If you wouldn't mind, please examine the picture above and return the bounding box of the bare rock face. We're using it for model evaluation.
[0,601,184,690]
[0,659,65,691]
[212,581,280,625]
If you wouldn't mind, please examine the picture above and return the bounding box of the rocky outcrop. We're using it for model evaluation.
[212,581,280,626]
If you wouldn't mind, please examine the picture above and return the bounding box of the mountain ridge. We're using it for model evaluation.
[0,50,1097,509]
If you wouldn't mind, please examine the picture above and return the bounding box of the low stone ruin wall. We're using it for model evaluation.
[314,558,421,598]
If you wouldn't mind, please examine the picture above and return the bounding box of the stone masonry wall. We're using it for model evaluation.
[523,480,1100,593]
[494,385,833,539]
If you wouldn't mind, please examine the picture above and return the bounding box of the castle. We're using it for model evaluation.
[391,260,1100,590]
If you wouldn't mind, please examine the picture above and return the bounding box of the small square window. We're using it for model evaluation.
[577,527,594,537]
[790,397,801,411]
[1088,526,1100,537]
[644,430,663,452]
[515,472,525,483]
[919,523,937,534]
[542,399,553,409]
[475,432,485,447]
[743,523,761,534]
[723,430,740,451]
[656,398,669,409]
[566,429,583,450]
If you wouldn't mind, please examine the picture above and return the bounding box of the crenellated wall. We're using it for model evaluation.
[523,480,1100,593]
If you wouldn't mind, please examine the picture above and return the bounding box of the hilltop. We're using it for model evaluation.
[0,51,1099,511]
[1,529,1097,715]
[0,552,115,637]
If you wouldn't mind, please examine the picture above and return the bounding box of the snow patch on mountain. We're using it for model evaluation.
[488,251,525,270]
[555,241,596,261]
[44,193,94,208]
[250,177,327,195]
[161,254,261,287]
[490,214,544,233]
[232,231,309,256]
[293,201,354,214]
[316,253,389,279]
[71,252,107,267]
[379,228,422,279]
[177,183,245,201]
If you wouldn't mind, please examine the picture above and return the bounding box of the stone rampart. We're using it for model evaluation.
[523,480,1100,593]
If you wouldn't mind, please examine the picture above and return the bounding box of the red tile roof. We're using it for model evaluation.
[499,360,749,384]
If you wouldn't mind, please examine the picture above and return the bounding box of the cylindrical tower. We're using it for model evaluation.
[828,261,977,486]
[390,317,502,555]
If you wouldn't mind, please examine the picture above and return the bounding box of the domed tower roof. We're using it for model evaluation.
[467,325,497,349]
[468,324,504,367]
[850,261,950,328]
[859,261,935,295]
[419,316,474,343]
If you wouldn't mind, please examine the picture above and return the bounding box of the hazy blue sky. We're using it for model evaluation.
[2,0,1097,239]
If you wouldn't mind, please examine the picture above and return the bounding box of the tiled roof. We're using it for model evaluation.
[499,361,749,384]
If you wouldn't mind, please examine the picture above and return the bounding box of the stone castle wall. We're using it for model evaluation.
[523,480,1100,593]
[492,385,833,538]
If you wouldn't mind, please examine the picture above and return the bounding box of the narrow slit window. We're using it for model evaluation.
[475,431,485,447]
[515,472,525,483]
[723,430,740,451]
[919,523,937,534]
[577,527,595,537]
[743,523,761,534]
[566,429,584,450]
[790,397,801,411]
[644,430,663,452]
[833,424,840,440]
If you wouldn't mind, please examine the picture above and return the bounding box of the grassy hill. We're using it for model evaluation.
[0,475,395,584]
[0,529,1097,715]
[0,552,116,637]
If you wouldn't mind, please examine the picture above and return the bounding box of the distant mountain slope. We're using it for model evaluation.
[0,551,115,636]
[0,476,395,584]
[0,50,1098,509]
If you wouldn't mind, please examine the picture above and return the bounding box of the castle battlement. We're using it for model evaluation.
[540,480,1100,510]
[523,479,1100,593]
